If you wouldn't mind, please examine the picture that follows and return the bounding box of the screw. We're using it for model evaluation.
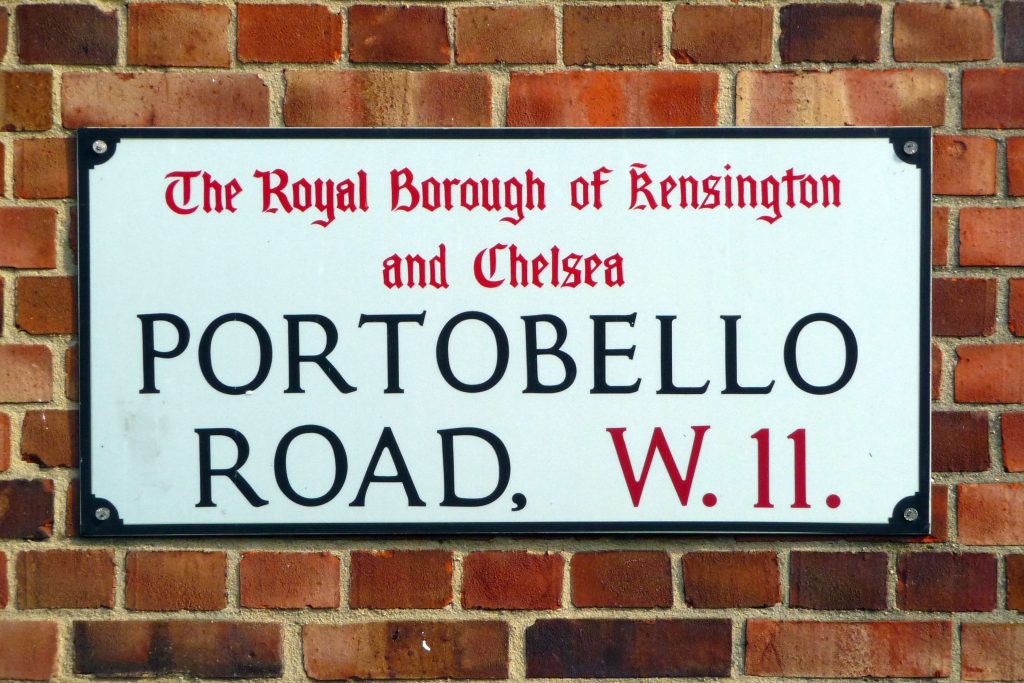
[903,507,919,522]
[92,140,108,155]
[95,507,111,521]
[903,140,919,155]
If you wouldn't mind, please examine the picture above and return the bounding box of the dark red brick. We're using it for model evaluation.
[0,9,7,60]
[1006,2,1024,62]
[897,552,997,611]
[526,619,730,678]
[17,4,117,65]
[74,621,282,677]
[563,5,662,66]
[238,4,342,64]
[963,69,1024,129]
[932,411,989,472]
[933,207,949,266]
[1007,555,1024,610]
[349,6,449,64]
[780,4,881,63]
[0,480,53,539]
[790,552,887,610]
[304,621,507,680]
[455,7,555,64]
[21,410,77,468]
[16,276,76,335]
[349,549,452,609]
[0,412,9,472]
[571,551,671,608]
[932,278,996,336]
[0,552,6,608]
[65,479,78,537]
[683,551,780,608]
[0,71,52,131]
[240,552,340,609]
[1010,138,1024,196]
[65,345,78,402]
[672,5,772,64]
[463,551,562,610]
[18,549,115,609]
[933,343,942,400]
[1005,412,1024,471]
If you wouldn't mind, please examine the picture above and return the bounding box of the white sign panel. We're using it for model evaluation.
[78,129,930,536]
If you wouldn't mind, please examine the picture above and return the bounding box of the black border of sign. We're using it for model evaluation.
[76,127,932,538]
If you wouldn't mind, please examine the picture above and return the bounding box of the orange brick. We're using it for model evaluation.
[672,6,772,64]
[509,71,718,126]
[238,4,341,64]
[933,207,949,266]
[956,345,1024,403]
[683,551,780,608]
[126,551,227,611]
[128,3,229,67]
[1004,412,1024,471]
[349,6,449,64]
[959,483,1024,544]
[21,410,77,468]
[14,138,75,199]
[963,624,1024,680]
[0,208,56,269]
[0,413,8,472]
[1010,137,1024,196]
[780,4,881,63]
[960,208,1024,265]
[0,345,52,403]
[933,136,996,196]
[746,620,951,677]
[894,4,993,62]
[16,276,76,335]
[349,549,453,609]
[62,73,269,128]
[18,550,115,609]
[240,552,340,608]
[285,70,491,127]
[563,5,662,66]
[571,551,671,608]
[0,71,52,131]
[963,69,1024,129]
[455,7,556,65]
[0,622,58,680]
[737,69,945,126]
[463,551,563,609]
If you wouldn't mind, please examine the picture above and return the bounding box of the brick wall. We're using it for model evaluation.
[0,0,1021,680]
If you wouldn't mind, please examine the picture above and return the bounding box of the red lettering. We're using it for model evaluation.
[606,426,711,507]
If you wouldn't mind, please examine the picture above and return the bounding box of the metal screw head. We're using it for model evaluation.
[903,507,919,522]
[903,140,919,155]
[92,140,108,155]
[95,506,111,521]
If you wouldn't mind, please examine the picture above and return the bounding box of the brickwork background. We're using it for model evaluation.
[0,0,1022,680]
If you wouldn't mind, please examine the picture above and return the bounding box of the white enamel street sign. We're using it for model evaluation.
[78,129,931,536]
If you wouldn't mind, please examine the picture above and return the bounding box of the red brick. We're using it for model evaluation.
[238,4,342,64]
[509,71,718,127]
[926,483,950,543]
[963,70,1024,129]
[0,345,52,403]
[62,73,269,128]
[683,551,780,608]
[240,551,339,609]
[285,71,490,127]
[21,410,78,468]
[736,69,945,126]
[780,4,881,63]
[526,619,730,678]
[68,207,78,264]
[1009,2,1024,62]
[14,138,75,199]
[126,551,227,611]
[961,208,1024,265]
[0,71,51,131]
[897,552,996,611]
[746,620,951,677]
[894,4,993,62]
[74,621,282,677]
[0,413,9,472]
[349,6,449,64]
[932,411,989,472]
[65,479,78,537]
[0,552,6,607]
[18,549,115,609]
[933,343,942,400]
[17,4,117,65]
[16,276,76,335]
[570,551,671,608]
[563,5,662,66]
[463,551,562,610]
[0,622,58,680]
[932,278,996,337]
[933,136,996,196]
[0,9,7,60]
[0,208,56,268]
[962,624,1024,680]
[128,3,229,67]
[455,7,555,64]
[349,549,452,609]
[789,552,887,610]
[1004,412,1024,471]
[65,345,78,401]
[1008,555,1024,610]
[956,345,1024,403]
[933,207,949,266]
[959,483,1024,544]
[0,480,53,539]
[672,5,771,64]
[304,621,507,680]
[1010,138,1024,196]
